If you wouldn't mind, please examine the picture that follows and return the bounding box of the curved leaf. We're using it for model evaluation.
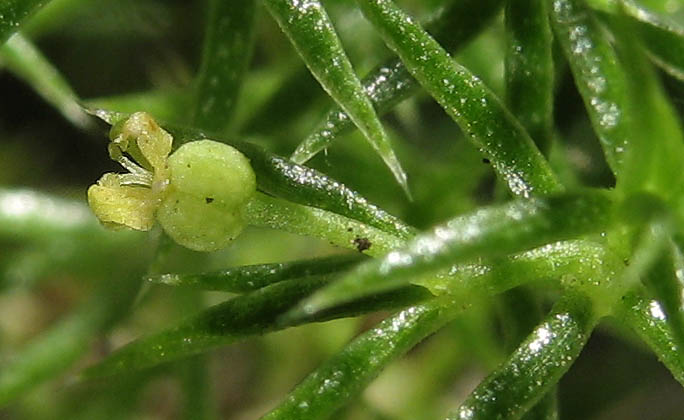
[262,0,409,195]
[355,0,563,198]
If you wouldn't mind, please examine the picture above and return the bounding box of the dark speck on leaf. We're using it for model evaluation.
[347,227,353,232]
[482,158,490,164]
[205,197,214,204]
[353,237,371,252]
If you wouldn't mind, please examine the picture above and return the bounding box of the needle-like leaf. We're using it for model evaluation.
[83,278,430,377]
[287,191,614,320]
[355,0,562,197]
[0,34,91,129]
[261,298,458,420]
[549,0,632,175]
[147,254,362,293]
[262,0,410,195]
[447,293,596,419]
[290,0,504,164]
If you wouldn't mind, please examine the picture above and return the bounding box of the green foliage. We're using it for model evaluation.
[2,0,684,418]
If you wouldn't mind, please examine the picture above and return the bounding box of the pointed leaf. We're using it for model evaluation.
[83,277,430,377]
[289,191,615,319]
[447,293,597,419]
[245,193,405,256]
[193,0,257,132]
[606,15,684,195]
[0,0,52,44]
[291,0,504,164]
[549,0,632,175]
[0,34,91,129]
[355,0,562,198]
[617,291,684,386]
[642,238,684,355]
[262,0,410,195]
[261,298,457,420]
[147,254,362,293]
[621,0,684,82]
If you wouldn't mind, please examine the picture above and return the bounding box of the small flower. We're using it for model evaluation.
[87,112,172,231]
[87,112,257,251]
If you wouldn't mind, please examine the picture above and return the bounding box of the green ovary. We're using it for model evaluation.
[157,140,257,252]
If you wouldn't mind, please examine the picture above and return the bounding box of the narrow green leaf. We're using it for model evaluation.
[548,0,632,175]
[355,0,562,198]
[606,15,684,195]
[505,0,554,155]
[0,276,141,406]
[642,239,684,355]
[83,278,430,377]
[621,0,684,81]
[447,293,597,419]
[617,291,684,386]
[86,108,417,240]
[0,34,91,129]
[424,239,621,299]
[193,0,257,132]
[147,254,362,292]
[288,191,615,319]
[290,0,504,164]
[245,193,405,257]
[262,0,410,195]
[0,0,52,44]
[261,298,457,420]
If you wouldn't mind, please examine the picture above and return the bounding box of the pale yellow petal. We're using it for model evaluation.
[121,112,172,172]
[87,174,157,231]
